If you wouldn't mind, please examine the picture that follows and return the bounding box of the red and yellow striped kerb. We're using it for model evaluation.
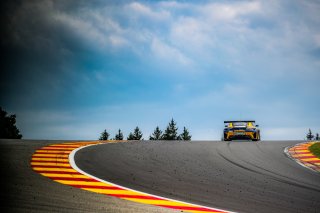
[287,142,320,172]
[31,141,233,213]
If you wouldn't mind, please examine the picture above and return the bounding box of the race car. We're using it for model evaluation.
[223,120,260,141]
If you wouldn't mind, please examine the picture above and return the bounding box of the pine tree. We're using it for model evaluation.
[315,133,320,140]
[0,107,22,139]
[180,126,192,141]
[127,126,143,140]
[162,119,179,140]
[306,129,314,140]
[99,129,109,140]
[115,129,124,140]
[149,126,163,140]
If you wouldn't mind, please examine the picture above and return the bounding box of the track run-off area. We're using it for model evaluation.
[1,139,320,212]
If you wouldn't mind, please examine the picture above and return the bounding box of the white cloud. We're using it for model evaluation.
[200,1,261,22]
[158,1,189,9]
[53,11,128,49]
[109,35,128,46]
[169,17,215,61]
[127,2,171,21]
[46,0,319,79]
[150,37,193,67]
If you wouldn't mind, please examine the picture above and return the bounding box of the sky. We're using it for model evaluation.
[1,0,320,140]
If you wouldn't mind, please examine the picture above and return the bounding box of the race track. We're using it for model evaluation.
[75,140,320,213]
[0,139,176,213]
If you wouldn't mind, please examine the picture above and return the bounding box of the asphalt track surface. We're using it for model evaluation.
[0,139,176,213]
[75,140,320,213]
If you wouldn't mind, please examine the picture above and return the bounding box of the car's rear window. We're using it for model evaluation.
[233,122,247,126]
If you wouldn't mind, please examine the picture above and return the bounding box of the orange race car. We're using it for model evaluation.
[223,120,260,141]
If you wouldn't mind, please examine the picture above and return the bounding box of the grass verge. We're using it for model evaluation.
[309,142,320,158]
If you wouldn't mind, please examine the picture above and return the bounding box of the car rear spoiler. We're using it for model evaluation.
[224,120,255,123]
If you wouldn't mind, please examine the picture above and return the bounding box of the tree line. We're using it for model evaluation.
[99,118,191,141]
[4,105,317,142]
[306,129,320,141]
[0,107,22,139]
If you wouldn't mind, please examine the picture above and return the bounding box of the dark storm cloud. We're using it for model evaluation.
[2,0,73,109]
[1,0,125,109]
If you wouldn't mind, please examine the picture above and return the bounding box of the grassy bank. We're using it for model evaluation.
[309,142,320,158]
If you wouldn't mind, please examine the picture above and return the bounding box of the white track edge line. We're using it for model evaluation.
[69,143,237,213]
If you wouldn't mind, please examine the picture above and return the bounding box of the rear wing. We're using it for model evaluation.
[224,120,255,123]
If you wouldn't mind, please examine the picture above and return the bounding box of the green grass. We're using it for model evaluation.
[309,142,320,158]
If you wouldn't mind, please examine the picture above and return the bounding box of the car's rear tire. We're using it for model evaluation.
[223,133,230,141]
[252,131,260,141]
[253,135,260,142]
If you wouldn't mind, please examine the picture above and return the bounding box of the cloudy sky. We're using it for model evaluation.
[1,0,320,140]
